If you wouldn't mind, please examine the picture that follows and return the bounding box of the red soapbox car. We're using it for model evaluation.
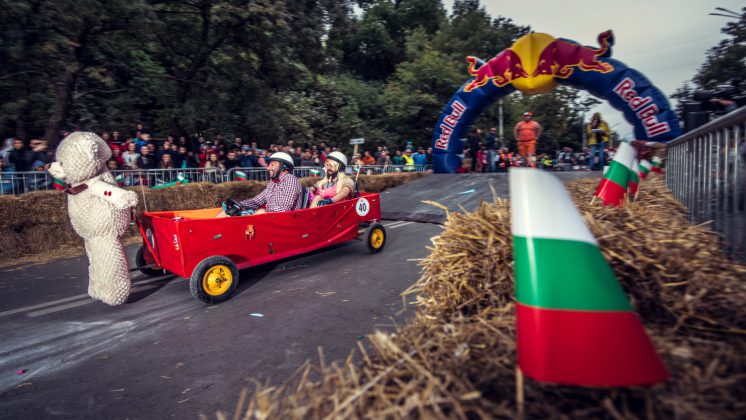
[135,192,385,304]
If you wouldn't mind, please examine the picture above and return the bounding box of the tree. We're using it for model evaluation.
[341,0,447,80]
[674,7,746,112]
[382,34,464,147]
[694,8,746,91]
[146,0,289,136]
[0,0,149,144]
[433,0,529,61]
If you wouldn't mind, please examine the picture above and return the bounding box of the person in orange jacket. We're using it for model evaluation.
[513,111,542,167]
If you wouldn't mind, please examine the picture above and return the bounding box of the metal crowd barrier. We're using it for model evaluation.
[113,168,227,186]
[0,164,432,195]
[666,107,745,261]
[354,164,432,175]
[0,171,53,195]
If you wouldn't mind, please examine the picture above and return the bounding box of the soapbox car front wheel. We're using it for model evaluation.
[190,256,238,304]
[365,223,386,253]
[136,245,164,277]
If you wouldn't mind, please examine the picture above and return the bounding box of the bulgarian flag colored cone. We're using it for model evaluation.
[594,141,635,206]
[115,174,125,187]
[235,170,247,181]
[651,156,665,173]
[638,159,652,180]
[510,168,668,386]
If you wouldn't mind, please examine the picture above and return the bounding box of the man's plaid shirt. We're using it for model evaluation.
[240,172,302,212]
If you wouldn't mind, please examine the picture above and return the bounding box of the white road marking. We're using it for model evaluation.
[27,299,95,317]
[27,285,160,317]
[387,222,413,229]
[0,294,89,318]
[0,275,175,318]
[383,221,407,228]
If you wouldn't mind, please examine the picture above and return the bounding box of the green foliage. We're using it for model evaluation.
[675,8,746,106]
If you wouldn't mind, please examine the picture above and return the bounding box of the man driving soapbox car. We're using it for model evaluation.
[135,154,386,304]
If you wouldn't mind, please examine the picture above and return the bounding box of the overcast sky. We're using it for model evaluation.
[443,0,743,138]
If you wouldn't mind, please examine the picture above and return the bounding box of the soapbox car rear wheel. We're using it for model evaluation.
[190,256,238,304]
[136,245,164,277]
[365,223,386,253]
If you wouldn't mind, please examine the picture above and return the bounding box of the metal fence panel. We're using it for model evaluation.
[667,107,746,261]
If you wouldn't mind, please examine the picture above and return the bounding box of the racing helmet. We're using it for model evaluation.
[326,151,348,170]
[523,111,532,117]
[268,151,294,172]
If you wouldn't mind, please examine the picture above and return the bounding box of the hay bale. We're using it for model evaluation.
[357,172,429,192]
[226,174,746,419]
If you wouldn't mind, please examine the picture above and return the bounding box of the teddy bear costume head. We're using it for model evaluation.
[48,132,112,184]
[49,131,138,306]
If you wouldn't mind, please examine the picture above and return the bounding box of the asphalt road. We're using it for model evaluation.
[0,220,441,419]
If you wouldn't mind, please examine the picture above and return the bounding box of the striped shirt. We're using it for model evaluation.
[240,172,302,212]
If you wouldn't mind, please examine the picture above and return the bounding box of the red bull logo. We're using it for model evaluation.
[463,31,615,94]
[532,31,614,79]
[463,50,529,92]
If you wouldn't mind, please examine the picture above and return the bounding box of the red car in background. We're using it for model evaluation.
[135,192,386,304]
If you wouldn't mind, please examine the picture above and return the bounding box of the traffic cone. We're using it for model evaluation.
[510,168,668,386]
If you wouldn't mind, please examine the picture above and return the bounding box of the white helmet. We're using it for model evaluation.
[326,151,348,170]
[268,151,294,171]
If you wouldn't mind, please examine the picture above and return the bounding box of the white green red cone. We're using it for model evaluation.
[651,156,664,173]
[510,168,668,386]
[594,141,635,206]
[638,159,652,180]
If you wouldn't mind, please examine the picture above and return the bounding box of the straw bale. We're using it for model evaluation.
[356,172,430,192]
[224,173,746,419]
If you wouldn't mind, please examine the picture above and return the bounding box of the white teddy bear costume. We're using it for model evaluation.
[48,132,139,306]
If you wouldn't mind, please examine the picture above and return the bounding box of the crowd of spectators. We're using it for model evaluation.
[0,137,55,193]
[0,126,435,193]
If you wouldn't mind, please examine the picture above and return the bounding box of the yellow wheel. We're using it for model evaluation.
[202,265,233,296]
[190,256,238,304]
[365,223,386,253]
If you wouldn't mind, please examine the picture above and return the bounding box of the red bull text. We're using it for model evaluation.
[613,78,671,137]
[435,100,466,150]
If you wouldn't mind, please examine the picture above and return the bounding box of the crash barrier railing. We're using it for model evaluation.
[666,106,745,261]
[0,170,54,195]
[0,164,432,195]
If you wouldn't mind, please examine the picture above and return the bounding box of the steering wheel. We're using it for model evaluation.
[221,198,246,217]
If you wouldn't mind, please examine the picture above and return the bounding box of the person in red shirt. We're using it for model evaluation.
[361,150,376,166]
[513,111,543,167]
